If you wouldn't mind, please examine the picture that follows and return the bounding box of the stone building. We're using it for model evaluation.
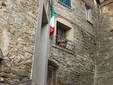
[49,0,99,85]
[0,0,113,85]
[95,0,113,85]
[0,0,50,85]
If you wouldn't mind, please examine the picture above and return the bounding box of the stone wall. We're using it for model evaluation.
[0,0,37,84]
[95,3,113,85]
[49,0,99,85]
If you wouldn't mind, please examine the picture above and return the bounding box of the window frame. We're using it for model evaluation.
[53,16,74,51]
[85,4,92,23]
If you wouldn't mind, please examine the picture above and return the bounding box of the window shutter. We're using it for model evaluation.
[59,0,71,7]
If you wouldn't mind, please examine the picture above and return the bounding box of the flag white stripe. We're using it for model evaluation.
[50,16,55,28]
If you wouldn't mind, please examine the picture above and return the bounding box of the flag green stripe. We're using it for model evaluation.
[51,5,54,18]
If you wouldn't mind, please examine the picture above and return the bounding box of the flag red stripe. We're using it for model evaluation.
[50,26,54,36]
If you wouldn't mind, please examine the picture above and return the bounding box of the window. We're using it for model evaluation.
[58,0,71,7]
[54,17,74,51]
[85,5,92,22]
[47,61,58,85]
[47,66,56,85]
[56,22,69,47]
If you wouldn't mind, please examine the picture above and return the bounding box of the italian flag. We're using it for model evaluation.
[50,4,55,37]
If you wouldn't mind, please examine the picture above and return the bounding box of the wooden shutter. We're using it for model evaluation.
[59,0,71,7]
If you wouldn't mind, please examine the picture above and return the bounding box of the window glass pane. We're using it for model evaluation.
[57,26,66,39]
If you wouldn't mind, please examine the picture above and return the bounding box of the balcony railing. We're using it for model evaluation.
[55,36,75,51]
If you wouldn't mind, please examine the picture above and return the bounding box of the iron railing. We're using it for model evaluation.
[55,36,75,51]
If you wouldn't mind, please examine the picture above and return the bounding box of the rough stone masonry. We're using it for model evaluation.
[0,0,113,85]
[49,0,98,85]
[0,0,37,84]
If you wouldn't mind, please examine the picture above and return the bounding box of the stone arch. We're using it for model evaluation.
[48,60,59,69]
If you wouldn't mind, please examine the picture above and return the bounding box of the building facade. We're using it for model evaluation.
[49,0,99,85]
[0,0,113,85]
